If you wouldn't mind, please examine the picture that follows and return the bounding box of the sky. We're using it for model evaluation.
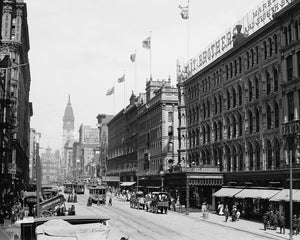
[27,0,264,152]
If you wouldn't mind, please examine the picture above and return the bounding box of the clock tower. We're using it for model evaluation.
[61,95,75,179]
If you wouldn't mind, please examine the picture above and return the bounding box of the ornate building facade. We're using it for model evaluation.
[137,79,179,189]
[177,0,300,213]
[107,93,141,185]
[0,0,32,203]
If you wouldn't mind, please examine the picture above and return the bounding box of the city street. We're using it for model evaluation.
[69,191,291,240]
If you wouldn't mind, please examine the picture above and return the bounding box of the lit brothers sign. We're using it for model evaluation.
[178,0,294,78]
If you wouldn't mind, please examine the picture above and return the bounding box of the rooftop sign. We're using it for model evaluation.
[177,0,294,80]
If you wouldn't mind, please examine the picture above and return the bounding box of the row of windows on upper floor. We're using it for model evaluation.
[186,100,280,147]
[187,18,300,99]
[187,67,280,122]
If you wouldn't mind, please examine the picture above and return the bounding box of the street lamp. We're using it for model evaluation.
[159,170,165,191]
[289,146,293,240]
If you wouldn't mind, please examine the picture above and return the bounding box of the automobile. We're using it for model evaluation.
[129,191,145,210]
[145,192,170,214]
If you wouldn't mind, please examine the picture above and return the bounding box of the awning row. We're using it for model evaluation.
[213,187,300,202]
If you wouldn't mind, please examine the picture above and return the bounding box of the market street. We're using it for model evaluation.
[69,191,291,240]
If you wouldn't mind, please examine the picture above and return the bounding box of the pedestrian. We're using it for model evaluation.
[224,205,230,222]
[0,208,4,227]
[236,209,241,221]
[297,215,300,235]
[262,212,268,231]
[108,196,112,206]
[231,205,237,222]
[293,215,298,235]
[278,214,285,234]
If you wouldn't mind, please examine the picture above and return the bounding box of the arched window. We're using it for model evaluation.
[229,62,233,78]
[238,113,243,136]
[248,80,253,102]
[274,102,279,128]
[232,147,237,172]
[238,84,242,106]
[232,87,236,108]
[248,110,253,134]
[249,143,254,171]
[263,41,267,59]
[207,100,210,118]
[238,145,243,171]
[226,117,230,139]
[267,140,272,169]
[246,52,250,69]
[219,94,222,113]
[234,59,237,76]
[227,89,230,110]
[225,65,229,80]
[213,122,218,142]
[274,138,280,168]
[255,77,259,99]
[214,96,218,114]
[207,125,211,143]
[255,46,259,64]
[295,21,299,41]
[266,71,271,95]
[255,142,261,170]
[202,126,206,144]
[203,103,206,119]
[274,68,278,92]
[267,104,272,129]
[232,116,236,138]
[255,108,260,132]
[218,120,223,140]
[273,34,278,54]
[251,49,254,66]
[238,56,242,74]
[284,27,288,46]
[268,37,273,57]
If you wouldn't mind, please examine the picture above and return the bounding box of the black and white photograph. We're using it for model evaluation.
[1,0,300,239]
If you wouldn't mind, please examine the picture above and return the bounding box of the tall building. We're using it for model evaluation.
[61,95,75,180]
[106,93,141,186]
[79,124,99,177]
[0,0,32,204]
[177,0,300,217]
[40,147,60,184]
[137,79,179,190]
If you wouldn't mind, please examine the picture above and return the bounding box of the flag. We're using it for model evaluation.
[179,5,189,19]
[130,53,136,63]
[106,86,114,96]
[142,36,151,49]
[117,74,125,83]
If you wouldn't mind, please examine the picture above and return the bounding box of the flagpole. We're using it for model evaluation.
[187,0,190,62]
[134,50,137,94]
[150,30,152,79]
[123,71,126,108]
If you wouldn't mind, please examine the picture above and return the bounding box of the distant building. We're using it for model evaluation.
[62,95,75,180]
[29,128,41,183]
[107,93,141,186]
[40,147,60,184]
[96,114,114,181]
[79,124,99,177]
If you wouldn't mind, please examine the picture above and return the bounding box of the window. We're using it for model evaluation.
[263,41,267,59]
[249,110,253,134]
[287,55,293,81]
[168,112,173,122]
[266,71,271,95]
[267,104,272,129]
[246,52,250,69]
[255,108,260,132]
[273,35,278,54]
[274,102,279,128]
[219,94,222,113]
[295,21,299,41]
[232,88,236,108]
[255,46,259,64]
[287,92,294,121]
[227,90,230,110]
[297,51,300,77]
[248,80,253,102]
[238,85,242,105]
[238,114,243,136]
[238,57,242,74]
[274,68,278,92]
[255,77,259,99]
[269,38,273,57]
[251,49,254,66]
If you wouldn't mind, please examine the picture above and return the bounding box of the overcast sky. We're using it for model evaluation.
[27,0,264,152]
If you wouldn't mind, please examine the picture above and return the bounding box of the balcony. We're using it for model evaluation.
[282,119,300,136]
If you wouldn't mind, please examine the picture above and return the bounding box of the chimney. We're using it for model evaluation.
[232,24,246,47]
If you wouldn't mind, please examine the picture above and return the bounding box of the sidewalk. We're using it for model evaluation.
[185,209,292,240]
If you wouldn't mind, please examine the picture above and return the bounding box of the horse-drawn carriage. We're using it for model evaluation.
[145,192,170,214]
[130,191,146,209]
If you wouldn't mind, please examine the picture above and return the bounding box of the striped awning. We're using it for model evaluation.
[189,178,223,186]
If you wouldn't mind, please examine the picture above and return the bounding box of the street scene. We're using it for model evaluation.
[1,0,300,239]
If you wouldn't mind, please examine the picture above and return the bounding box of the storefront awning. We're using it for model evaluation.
[120,182,136,187]
[269,189,300,202]
[234,188,281,199]
[212,187,244,197]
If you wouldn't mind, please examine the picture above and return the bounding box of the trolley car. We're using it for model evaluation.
[74,182,85,194]
[64,182,73,194]
[88,185,106,204]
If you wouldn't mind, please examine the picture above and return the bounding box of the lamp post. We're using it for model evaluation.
[289,147,293,240]
[159,170,165,191]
